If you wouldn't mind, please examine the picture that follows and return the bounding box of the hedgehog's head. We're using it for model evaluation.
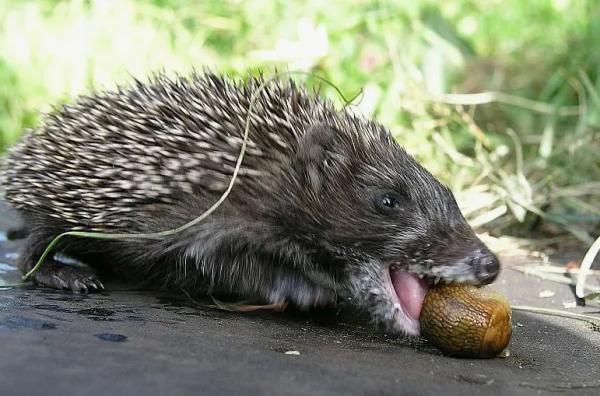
[278,122,499,336]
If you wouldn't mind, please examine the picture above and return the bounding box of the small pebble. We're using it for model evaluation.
[538,290,555,298]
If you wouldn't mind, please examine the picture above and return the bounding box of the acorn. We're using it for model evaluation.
[419,284,512,358]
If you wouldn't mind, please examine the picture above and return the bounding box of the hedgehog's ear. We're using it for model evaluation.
[297,123,336,161]
[296,124,338,194]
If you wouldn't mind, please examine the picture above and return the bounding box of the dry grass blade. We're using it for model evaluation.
[426,91,581,116]
[512,305,600,327]
[511,265,600,293]
[209,296,289,312]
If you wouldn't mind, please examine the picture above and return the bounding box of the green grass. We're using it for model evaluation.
[0,0,598,246]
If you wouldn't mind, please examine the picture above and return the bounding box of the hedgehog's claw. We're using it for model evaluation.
[94,279,105,291]
[87,278,105,291]
[30,260,104,293]
[73,279,88,293]
[52,274,69,290]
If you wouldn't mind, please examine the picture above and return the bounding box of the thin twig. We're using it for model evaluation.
[576,235,600,298]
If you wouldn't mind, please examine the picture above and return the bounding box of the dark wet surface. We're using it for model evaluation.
[1,204,600,395]
[95,333,128,342]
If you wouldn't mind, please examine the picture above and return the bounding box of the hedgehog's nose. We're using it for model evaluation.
[470,249,500,285]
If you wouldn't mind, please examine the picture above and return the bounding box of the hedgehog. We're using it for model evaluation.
[0,72,500,336]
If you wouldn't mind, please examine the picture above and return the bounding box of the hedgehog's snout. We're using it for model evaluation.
[469,248,500,285]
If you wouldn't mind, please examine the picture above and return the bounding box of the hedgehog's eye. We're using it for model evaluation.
[382,195,396,207]
[376,193,400,212]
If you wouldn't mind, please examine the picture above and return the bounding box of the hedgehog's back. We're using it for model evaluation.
[1,73,334,230]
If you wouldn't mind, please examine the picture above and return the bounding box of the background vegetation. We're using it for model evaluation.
[1,0,598,250]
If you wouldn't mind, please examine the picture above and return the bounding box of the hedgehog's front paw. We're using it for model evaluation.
[32,262,104,293]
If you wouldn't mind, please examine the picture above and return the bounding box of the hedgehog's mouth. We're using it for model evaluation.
[387,265,429,335]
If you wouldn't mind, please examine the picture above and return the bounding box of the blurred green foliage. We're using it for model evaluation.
[0,0,598,242]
